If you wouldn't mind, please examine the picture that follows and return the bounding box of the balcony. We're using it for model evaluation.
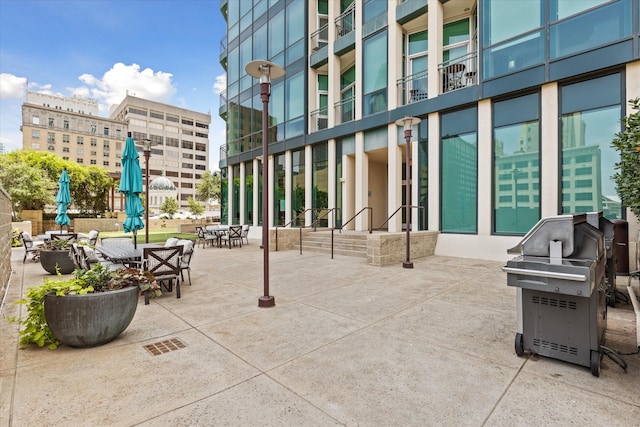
[396,0,428,25]
[438,50,477,94]
[310,24,329,68]
[219,89,227,119]
[396,70,428,106]
[334,3,356,56]
[219,36,227,70]
[310,107,329,133]
[334,97,355,125]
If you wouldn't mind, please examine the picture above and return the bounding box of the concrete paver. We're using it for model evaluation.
[1,242,639,426]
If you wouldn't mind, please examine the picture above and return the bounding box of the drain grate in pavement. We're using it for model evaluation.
[143,337,186,356]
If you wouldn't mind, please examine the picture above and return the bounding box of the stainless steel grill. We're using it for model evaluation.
[503,213,607,376]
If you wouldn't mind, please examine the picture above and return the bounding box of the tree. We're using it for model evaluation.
[0,155,55,219]
[0,150,113,217]
[612,98,640,220]
[187,197,205,217]
[159,197,179,218]
[195,170,221,203]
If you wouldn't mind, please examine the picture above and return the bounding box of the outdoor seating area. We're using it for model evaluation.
[3,245,639,425]
[195,224,250,249]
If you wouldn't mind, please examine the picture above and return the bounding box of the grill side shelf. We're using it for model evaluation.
[502,267,586,282]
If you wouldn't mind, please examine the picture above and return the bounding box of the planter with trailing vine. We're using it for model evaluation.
[11,265,161,349]
[39,249,76,275]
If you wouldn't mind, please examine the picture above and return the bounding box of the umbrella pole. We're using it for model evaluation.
[133,230,137,249]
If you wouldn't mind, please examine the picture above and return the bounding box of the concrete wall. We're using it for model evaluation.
[368,231,439,266]
[0,186,12,308]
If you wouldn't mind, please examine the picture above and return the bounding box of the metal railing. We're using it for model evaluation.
[310,107,329,132]
[396,70,428,106]
[438,50,478,94]
[335,2,355,39]
[334,96,355,124]
[310,24,329,52]
[275,208,338,252]
[374,205,426,231]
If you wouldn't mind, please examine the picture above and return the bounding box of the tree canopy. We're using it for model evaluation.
[612,98,640,220]
[195,170,221,203]
[0,150,114,220]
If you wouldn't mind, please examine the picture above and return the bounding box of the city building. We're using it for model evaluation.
[218,0,640,261]
[21,91,128,210]
[109,95,212,208]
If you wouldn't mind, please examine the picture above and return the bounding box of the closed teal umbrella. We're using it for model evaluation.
[119,136,144,248]
[55,169,71,232]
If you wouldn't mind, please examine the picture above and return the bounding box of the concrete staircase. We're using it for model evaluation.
[301,230,368,258]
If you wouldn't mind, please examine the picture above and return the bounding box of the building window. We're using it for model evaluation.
[90,160,96,165]
[77,158,84,164]
[116,129,121,138]
[285,71,304,138]
[47,132,55,143]
[493,93,540,235]
[482,0,543,78]
[150,111,164,119]
[560,73,622,219]
[363,30,387,115]
[312,143,329,226]
[77,136,83,145]
[291,149,305,226]
[91,125,96,134]
[77,149,84,155]
[31,130,40,139]
[48,117,54,127]
[91,151,97,156]
[443,19,470,64]
[47,145,55,151]
[274,154,286,226]
[406,30,428,101]
[63,134,70,143]
[32,115,40,125]
[550,0,631,59]
[63,120,69,129]
[103,161,109,166]
[62,147,70,153]
[90,138,97,146]
[103,141,110,149]
[103,127,109,136]
[441,107,478,233]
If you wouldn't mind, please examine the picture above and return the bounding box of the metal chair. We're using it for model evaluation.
[51,233,77,242]
[142,246,183,299]
[220,225,243,248]
[20,232,42,263]
[241,224,250,245]
[176,239,195,285]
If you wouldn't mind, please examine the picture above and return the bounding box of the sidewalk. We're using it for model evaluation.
[2,243,639,426]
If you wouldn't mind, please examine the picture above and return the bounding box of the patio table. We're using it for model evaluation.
[97,243,162,267]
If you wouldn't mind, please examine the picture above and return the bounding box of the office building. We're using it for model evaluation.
[218,0,640,261]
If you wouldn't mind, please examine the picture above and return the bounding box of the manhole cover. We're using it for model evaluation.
[143,337,186,356]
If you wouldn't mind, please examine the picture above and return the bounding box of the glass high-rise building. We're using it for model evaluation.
[218,0,640,261]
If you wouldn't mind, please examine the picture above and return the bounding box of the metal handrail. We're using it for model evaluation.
[275,208,312,251]
[337,207,372,234]
[374,205,426,231]
[296,208,340,255]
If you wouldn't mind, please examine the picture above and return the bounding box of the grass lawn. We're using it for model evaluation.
[99,229,197,244]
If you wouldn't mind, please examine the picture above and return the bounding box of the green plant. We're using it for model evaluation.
[11,229,22,247]
[10,264,160,350]
[611,97,640,219]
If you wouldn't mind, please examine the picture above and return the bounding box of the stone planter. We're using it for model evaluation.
[39,249,76,274]
[44,286,139,347]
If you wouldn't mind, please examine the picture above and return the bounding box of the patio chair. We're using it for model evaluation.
[176,239,195,285]
[142,245,183,300]
[195,227,206,249]
[220,225,243,248]
[78,230,100,246]
[241,224,250,245]
[20,232,42,263]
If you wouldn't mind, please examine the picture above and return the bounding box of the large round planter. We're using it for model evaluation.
[40,249,76,275]
[44,286,139,348]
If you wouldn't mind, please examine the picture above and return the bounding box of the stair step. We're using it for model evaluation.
[301,245,367,258]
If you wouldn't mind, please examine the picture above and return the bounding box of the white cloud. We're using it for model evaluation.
[0,73,27,99]
[212,74,226,95]
[69,62,177,113]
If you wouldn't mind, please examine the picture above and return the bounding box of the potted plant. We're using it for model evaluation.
[37,239,76,275]
[11,264,161,349]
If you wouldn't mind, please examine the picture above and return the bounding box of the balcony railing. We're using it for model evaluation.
[396,70,428,106]
[438,50,477,94]
[310,107,329,133]
[336,2,355,39]
[310,24,329,52]
[334,96,355,125]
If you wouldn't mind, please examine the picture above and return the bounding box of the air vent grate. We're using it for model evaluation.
[144,337,186,356]
[533,338,578,355]
[532,295,577,310]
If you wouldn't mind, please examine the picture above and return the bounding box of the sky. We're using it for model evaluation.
[0,0,227,170]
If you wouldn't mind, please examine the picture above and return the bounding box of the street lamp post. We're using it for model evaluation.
[395,116,421,269]
[246,60,285,308]
[136,138,158,244]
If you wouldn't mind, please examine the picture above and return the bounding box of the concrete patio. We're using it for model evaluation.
[1,241,639,426]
